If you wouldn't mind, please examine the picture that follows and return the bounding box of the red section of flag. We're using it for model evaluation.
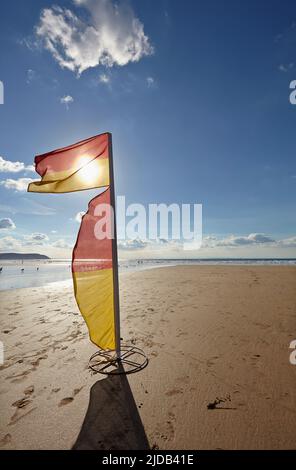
[35,133,109,177]
[72,187,113,273]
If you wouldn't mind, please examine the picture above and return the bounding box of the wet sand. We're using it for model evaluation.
[0,266,295,449]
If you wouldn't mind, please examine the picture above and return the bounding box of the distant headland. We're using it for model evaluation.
[0,253,50,260]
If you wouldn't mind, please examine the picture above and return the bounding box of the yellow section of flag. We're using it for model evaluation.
[28,157,109,193]
[73,267,115,350]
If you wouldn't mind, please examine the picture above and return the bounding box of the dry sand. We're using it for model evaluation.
[0,265,295,450]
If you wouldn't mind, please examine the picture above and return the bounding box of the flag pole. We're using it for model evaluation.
[108,132,121,360]
[89,131,148,374]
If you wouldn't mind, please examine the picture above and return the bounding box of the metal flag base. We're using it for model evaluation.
[89,344,148,375]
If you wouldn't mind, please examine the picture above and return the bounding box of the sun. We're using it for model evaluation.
[78,157,103,185]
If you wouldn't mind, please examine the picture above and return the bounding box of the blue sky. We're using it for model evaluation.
[0,0,296,258]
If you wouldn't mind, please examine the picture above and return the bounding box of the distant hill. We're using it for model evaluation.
[0,253,50,260]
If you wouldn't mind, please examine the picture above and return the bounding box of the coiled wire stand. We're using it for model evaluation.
[89,344,148,375]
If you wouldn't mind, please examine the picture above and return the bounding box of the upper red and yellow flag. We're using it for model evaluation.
[28,133,110,193]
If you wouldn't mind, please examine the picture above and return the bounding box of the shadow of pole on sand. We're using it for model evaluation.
[72,369,150,450]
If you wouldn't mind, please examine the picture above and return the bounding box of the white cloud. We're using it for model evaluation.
[24,233,49,245]
[278,63,294,73]
[0,199,56,216]
[52,238,72,249]
[29,233,49,241]
[36,0,153,75]
[209,233,276,247]
[118,238,182,252]
[0,233,73,257]
[99,73,110,84]
[0,156,34,173]
[19,36,39,52]
[60,95,74,108]
[0,230,295,259]
[247,233,275,243]
[278,236,296,247]
[0,178,34,192]
[118,238,149,250]
[75,211,86,223]
[146,76,155,88]
[0,236,22,251]
[51,230,57,234]
[0,218,16,230]
[26,69,37,84]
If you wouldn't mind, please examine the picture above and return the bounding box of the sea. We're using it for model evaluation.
[0,258,295,291]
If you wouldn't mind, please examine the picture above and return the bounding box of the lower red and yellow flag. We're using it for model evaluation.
[72,187,115,350]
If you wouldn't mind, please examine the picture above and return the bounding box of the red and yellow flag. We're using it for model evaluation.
[28,133,116,350]
[28,133,109,193]
[72,188,115,350]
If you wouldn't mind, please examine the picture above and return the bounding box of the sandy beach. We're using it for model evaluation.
[0,265,295,450]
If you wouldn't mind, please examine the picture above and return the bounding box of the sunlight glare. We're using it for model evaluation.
[78,156,102,185]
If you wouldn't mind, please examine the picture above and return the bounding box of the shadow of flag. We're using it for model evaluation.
[72,373,150,450]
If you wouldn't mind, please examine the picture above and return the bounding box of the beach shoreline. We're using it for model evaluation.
[0,265,296,449]
[1,258,296,292]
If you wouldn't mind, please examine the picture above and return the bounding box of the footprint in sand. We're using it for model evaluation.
[30,355,48,367]
[58,387,84,407]
[7,370,31,383]
[165,388,183,397]
[176,375,190,385]
[254,322,269,330]
[24,385,34,396]
[0,434,12,447]
[9,393,37,425]
[155,411,176,442]
[12,397,32,409]
[59,397,74,407]
[3,328,16,334]
[176,331,188,338]
[207,394,236,410]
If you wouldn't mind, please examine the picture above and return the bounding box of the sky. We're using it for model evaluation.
[0,0,296,259]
